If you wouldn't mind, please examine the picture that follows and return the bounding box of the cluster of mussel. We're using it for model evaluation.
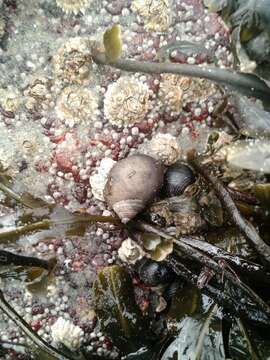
[92,154,219,352]
[92,125,270,357]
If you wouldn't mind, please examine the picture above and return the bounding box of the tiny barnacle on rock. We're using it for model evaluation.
[51,317,84,350]
[53,37,96,85]
[146,133,182,166]
[24,76,53,112]
[89,157,116,202]
[158,74,185,114]
[56,86,99,127]
[118,238,145,264]
[131,0,171,33]
[55,0,93,14]
[0,88,22,114]
[104,76,152,127]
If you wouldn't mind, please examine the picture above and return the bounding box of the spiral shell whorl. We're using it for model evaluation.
[112,199,145,224]
[104,154,164,223]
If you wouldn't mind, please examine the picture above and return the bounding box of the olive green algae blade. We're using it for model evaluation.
[93,265,153,355]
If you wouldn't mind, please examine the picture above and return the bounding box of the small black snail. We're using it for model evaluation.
[104,154,164,223]
[162,162,195,198]
[137,259,175,287]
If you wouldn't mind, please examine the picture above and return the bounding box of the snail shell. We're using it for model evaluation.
[104,154,164,223]
[162,162,195,197]
[137,259,174,287]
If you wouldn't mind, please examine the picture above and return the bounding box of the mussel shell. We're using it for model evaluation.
[162,162,196,197]
[137,259,175,287]
[164,279,183,299]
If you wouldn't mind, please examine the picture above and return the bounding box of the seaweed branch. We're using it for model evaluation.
[179,236,270,284]
[0,182,25,206]
[0,250,56,270]
[187,150,270,268]
[92,53,270,102]
[0,213,120,242]
[131,220,270,319]
[166,255,270,326]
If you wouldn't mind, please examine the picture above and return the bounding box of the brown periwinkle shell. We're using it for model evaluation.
[104,154,164,223]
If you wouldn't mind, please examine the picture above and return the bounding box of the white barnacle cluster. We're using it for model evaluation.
[56,86,99,127]
[51,317,84,350]
[55,0,92,14]
[89,157,116,201]
[104,76,151,127]
[158,74,186,114]
[146,133,181,166]
[53,37,95,84]
[118,238,146,264]
[131,0,171,32]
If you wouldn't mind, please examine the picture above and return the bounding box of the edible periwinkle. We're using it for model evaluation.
[162,162,196,197]
[137,258,175,287]
[104,154,164,223]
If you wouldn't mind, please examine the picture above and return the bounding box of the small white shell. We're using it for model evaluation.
[51,317,84,350]
[118,238,145,264]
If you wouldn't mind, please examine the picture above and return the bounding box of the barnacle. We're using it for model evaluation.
[158,74,185,114]
[131,0,171,32]
[53,37,95,84]
[118,238,146,264]
[12,123,53,167]
[56,86,99,127]
[142,233,173,261]
[0,16,6,41]
[89,157,116,201]
[12,168,52,199]
[51,317,84,350]
[146,133,182,166]
[0,123,53,178]
[0,127,16,174]
[24,76,53,111]
[0,88,22,113]
[104,76,151,127]
[55,0,92,14]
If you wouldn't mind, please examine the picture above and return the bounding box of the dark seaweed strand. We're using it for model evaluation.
[187,150,270,268]
[0,250,54,270]
[92,53,270,102]
[226,187,259,205]
[180,236,270,284]
[133,220,270,316]
[166,256,270,326]
[167,255,241,309]
[0,290,82,360]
